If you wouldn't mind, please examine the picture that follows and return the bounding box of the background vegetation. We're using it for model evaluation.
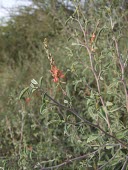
[0,0,128,169]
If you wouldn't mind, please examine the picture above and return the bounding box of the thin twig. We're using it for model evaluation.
[83,43,111,129]
[72,38,110,128]
[76,17,110,128]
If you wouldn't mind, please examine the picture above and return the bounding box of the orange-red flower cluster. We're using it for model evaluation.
[50,65,64,83]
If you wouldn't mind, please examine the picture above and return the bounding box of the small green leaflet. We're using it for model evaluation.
[66,84,71,99]
[39,76,44,88]
[87,134,98,143]
[31,79,38,85]
[64,100,68,104]
[106,101,113,106]
[19,87,29,99]
[40,94,46,113]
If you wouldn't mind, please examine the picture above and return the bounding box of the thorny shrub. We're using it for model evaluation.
[20,2,128,169]
[1,1,128,170]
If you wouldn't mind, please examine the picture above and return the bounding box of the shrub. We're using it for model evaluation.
[1,0,128,169]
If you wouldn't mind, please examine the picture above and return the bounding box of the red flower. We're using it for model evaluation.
[25,97,31,104]
[50,65,64,83]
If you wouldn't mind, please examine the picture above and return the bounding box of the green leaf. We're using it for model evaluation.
[106,145,113,149]
[31,79,38,85]
[64,100,68,104]
[104,62,110,69]
[72,42,79,46]
[106,101,113,106]
[40,104,45,114]
[98,161,106,166]
[40,94,46,113]
[66,84,71,99]
[87,135,98,143]
[30,83,35,88]
[31,88,37,93]
[19,87,29,99]
[98,107,106,120]
[116,132,125,139]
[87,99,92,106]
[100,76,104,80]
[39,76,44,88]
[73,79,82,91]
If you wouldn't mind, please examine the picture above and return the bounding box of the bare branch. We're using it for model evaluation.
[84,44,111,129]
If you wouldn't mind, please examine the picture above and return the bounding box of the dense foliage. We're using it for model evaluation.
[0,0,128,169]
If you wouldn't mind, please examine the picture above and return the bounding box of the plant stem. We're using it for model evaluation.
[85,44,111,129]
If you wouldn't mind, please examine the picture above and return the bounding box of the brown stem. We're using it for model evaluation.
[85,45,110,129]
